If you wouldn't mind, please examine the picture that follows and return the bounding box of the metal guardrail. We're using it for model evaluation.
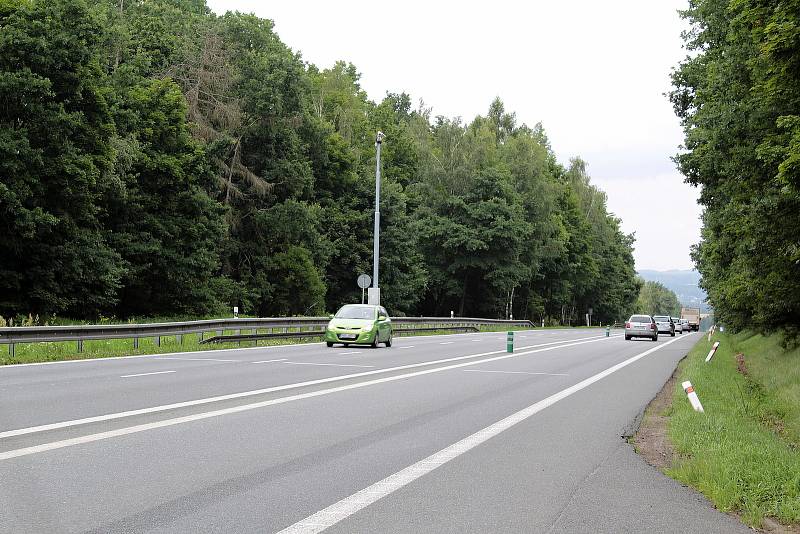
[199,325,481,344]
[0,317,533,356]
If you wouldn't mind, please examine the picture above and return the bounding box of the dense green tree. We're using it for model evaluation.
[672,0,800,336]
[0,0,642,323]
[636,281,680,317]
[0,0,123,317]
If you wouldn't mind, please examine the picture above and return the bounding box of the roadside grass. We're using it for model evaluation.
[0,323,545,366]
[666,331,800,527]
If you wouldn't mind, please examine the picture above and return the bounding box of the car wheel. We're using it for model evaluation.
[653,335,658,342]
[385,334,392,347]
[371,335,378,349]
[671,331,675,337]
[326,341,333,347]
[625,335,631,340]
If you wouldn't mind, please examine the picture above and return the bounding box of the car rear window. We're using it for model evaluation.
[653,316,670,321]
[630,315,652,323]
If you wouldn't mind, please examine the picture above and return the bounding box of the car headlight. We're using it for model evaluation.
[361,325,373,332]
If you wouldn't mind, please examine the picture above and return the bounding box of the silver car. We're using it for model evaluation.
[625,315,658,341]
[653,315,675,336]
[671,317,684,334]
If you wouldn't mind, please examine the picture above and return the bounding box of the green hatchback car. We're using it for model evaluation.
[325,304,392,348]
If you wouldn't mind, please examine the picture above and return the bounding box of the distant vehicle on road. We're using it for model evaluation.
[653,315,675,336]
[679,318,690,333]
[681,307,701,331]
[325,304,393,348]
[625,315,658,341]
[671,317,684,334]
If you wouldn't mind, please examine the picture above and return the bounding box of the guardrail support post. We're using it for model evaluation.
[134,337,139,350]
[199,331,204,342]
[77,339,83,353]
[177,334,183,345]
[156,336,161,347]
[9,343,14,358]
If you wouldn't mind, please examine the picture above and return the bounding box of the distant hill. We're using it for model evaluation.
[637,269,711,312]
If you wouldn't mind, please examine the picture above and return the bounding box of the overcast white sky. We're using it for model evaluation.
[207,0,700,271]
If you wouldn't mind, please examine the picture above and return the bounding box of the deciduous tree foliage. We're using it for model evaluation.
[0,0,640,324]
[671,0,800,337]
[636,281,680,317]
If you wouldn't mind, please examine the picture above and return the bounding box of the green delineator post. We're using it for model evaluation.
[507,331,514,353]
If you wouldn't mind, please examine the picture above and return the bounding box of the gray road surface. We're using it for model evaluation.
[0,328,748,533]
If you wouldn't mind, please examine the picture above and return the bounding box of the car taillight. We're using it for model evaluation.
[651,323,657,330]
[625,322,631,329]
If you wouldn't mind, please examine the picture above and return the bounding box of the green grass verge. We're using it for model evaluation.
[667,331,800,527]
[0,324,544,366]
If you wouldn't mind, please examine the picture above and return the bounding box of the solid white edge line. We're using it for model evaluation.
[0,328,610,369]
[276,335,688,534]
[0,335,620,459]
[119,371,176,378]
[0,335,611,440]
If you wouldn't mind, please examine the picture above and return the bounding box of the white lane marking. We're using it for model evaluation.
[277,336,686,534]
[0,336,620,458]
[462,369,568,376]
[251,359,288,364]
[155,357,239,363]
[471,339,482,342]
[439,342,454,345]
[337,351,362,355]
[283,362,374,369]
[398,346,415,350]
[0,335,609,440]
[119,371,176,378]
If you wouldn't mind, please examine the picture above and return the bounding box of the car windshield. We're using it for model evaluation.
[335,305,376,320]
[654,316,670,321]
[630,315,652,323]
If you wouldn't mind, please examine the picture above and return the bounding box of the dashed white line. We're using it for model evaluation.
[283,362,374,368]
[337,351,362,355]
[398,346,415,349]
[462,369,568,376]
[251,359,288,364]
[119,371,176,378]
[439,342,454,345]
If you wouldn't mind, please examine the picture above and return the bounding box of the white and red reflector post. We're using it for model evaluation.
[682,381,704,413]
[705,341,720,363]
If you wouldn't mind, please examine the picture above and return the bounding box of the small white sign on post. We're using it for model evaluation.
[233,306,239,318]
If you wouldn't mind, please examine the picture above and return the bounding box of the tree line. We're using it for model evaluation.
[671,0,800,337]
[0,0,641,324]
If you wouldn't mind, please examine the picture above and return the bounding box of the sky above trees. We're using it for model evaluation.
[206,0,698,271]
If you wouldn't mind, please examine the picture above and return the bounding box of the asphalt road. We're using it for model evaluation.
[0,328,748,533]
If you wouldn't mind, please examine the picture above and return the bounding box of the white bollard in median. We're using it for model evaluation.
[707,324,716,342]
[705,341,720,363]
[682,381,704,413]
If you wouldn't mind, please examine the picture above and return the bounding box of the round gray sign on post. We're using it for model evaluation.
[357,274,372,289]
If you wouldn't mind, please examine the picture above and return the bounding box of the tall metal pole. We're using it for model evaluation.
[373,132,384,290]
